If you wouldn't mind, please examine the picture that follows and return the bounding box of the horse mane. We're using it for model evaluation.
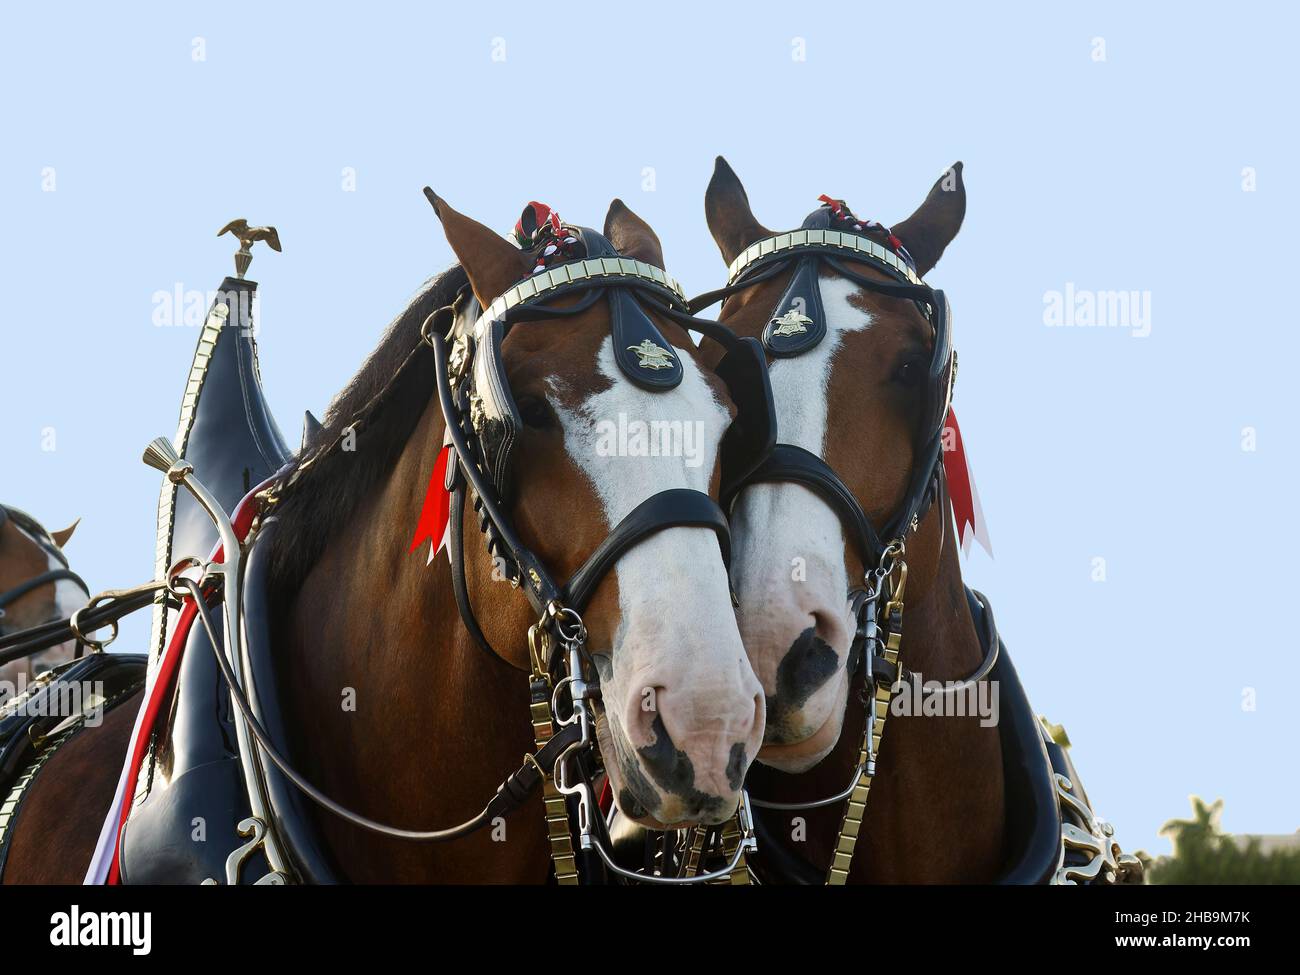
[266,263,468,592]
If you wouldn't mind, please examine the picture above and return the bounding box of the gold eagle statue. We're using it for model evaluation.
[218,219,282,278]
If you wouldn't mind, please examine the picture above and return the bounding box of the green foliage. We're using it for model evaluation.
[1144,796,1300,885]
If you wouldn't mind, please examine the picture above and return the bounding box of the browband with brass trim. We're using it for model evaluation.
[474,257,688,337]
[726,228,924,288]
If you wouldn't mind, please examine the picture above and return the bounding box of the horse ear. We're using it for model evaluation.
[705,156,772,265]
[50,518,79,549]
[604,199,665,269]
[425,190,530,307]
[891,162,966,277]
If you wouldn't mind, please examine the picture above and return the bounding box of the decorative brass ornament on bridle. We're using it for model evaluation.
[768,307,812,337]
[626,339,675,370]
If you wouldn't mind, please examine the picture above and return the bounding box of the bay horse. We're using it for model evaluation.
[701,159,1006,882]
[0,506,85,687]
[2,197,765,883]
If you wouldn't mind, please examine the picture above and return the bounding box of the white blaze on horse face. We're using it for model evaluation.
[551,337,764,825]
[731,275,872,773]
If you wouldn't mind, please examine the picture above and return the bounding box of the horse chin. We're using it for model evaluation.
[755,671,849,773]
[622,806,736,831]
[613,785,740,830]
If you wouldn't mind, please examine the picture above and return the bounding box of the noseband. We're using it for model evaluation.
[0,505,89,626]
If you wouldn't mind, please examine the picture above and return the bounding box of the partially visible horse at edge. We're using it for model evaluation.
[0,505,85,687]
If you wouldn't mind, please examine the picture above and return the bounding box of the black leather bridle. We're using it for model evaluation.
[423,214,775,677]
[0,505,89,630]
[688,206,954,577]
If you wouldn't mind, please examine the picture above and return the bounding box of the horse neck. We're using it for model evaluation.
[852,492,1006,881]
[281,393,546,882]
[900,491,984,683]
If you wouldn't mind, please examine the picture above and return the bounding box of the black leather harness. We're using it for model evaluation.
[0,652,147,881]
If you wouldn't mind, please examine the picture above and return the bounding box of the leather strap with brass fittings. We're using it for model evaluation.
[526,623,578,885]
[715,815,753,885]
[827,550,907,886]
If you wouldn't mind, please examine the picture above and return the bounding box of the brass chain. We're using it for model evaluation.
[827,546,907,885]
[527,623,579,885]
[681,815,753,885]
[715,815,754,885]
[683,827,708,876]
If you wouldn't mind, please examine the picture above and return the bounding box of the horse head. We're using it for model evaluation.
[429,196,766,827]
[702,159,965,772]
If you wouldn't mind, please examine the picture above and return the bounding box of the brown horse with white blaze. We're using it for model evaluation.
[3,197,764,884]
[265,198,763,881]
[703,158,1006,882]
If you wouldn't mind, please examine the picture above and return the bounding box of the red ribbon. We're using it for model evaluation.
[513,201,563,248]
[941,405,977,556]
[409,445,452,560]
[817,194,914,268]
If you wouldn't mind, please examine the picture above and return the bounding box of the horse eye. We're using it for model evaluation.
[892,358,926,387]
[516,395,554,429]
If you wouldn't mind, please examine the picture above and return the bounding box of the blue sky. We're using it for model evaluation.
[2,1,1295,855]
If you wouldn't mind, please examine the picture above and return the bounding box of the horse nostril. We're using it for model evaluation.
[763,625,841,741]
[625,685,668,749]
[780,626,840,706]
[636,713,694,796]
[726,741,748,792]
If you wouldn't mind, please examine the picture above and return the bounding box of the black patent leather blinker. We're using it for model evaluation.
[761,257,828,357]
